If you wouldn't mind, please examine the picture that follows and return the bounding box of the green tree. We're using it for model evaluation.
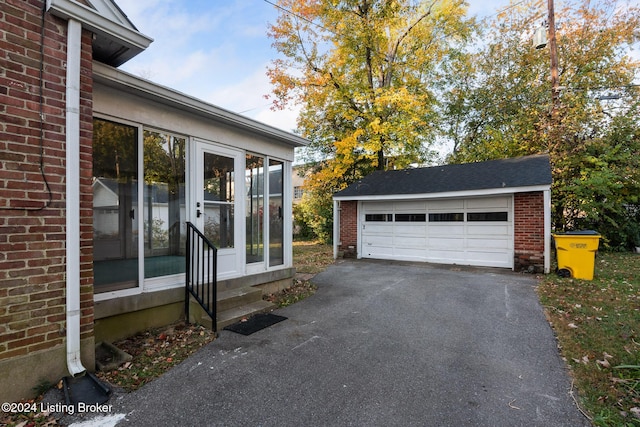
[441,0,640,248]
[268,0,475,240]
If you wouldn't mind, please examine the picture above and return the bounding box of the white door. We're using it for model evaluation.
[195,141,243,279]
[361,197,514,268]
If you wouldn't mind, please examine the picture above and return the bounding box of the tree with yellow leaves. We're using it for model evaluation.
[268,0,475,240]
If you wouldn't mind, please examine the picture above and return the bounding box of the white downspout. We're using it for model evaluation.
[544,188,552,274]
[333,200,339,259]
[65,18,86,377]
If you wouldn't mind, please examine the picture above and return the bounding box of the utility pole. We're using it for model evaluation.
[547,0,560,112]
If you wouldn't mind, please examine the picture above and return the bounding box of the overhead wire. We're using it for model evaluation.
[1,2,53,211]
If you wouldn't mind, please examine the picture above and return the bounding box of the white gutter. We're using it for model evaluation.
[65,18,86,377]
[332,184,552,202]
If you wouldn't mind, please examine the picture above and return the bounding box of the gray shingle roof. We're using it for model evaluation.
[334,154,551,198]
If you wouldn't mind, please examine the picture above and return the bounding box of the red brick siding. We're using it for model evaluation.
[514,192,545,272]
[0,0,94,360]
[338,201,358,257]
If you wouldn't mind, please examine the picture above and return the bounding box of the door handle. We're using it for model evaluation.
[196,202,201,218]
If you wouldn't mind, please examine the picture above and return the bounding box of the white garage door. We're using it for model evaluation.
[361,197,514,268]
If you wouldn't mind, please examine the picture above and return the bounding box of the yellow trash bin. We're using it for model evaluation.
[552,231,601,280]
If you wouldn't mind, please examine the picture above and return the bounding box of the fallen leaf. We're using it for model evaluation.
[596,359,610,368]
[568,323,578,329]
[582,355,589,365]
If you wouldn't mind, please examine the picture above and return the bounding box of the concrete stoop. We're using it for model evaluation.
[188,268,295,332]
[189,286,275,332]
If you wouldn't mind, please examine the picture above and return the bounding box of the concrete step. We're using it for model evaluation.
[188,288,276,332]
[216,287,263,313]
[216,299,276,330]
[192,299,276,331]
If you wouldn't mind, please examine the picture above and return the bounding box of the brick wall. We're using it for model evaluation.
[338,201,358,257]
[0,0,94,399]
[514,192,545,272]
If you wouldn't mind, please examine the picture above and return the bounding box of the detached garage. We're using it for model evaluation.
[333,155,552,273]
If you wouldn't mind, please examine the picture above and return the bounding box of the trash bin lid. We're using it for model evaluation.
[562,230,600,235]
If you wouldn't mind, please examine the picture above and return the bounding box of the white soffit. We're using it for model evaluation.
[47,0,153,66]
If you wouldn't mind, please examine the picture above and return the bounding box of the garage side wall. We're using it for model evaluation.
[338,201,358,258]
[0,3,95,402]
[514,192,545,272]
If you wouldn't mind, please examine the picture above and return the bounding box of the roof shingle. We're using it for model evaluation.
[334,154,551,198]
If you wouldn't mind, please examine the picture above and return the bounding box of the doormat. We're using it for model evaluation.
[224,313,287,336]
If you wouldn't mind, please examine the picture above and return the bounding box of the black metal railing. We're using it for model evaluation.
[185,222,218,332]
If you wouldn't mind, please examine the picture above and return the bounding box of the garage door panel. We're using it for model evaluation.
[466,251,512,266]
[393,225,426,236]
[364,224,393,234]
[393,236,428,249]
[466,224,510,236]
[466,197,510,209]
[394,247,427,260]
[428,199,465,209]
[428,237,465,249]
[428,250,467,264]
[394,201,427,211]
[363,234,393,246]
[466,237,510,249]
[428,224,465,236]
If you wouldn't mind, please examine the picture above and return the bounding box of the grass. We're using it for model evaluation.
[292,240,334,274]
[538,252,640,426]
[265,241,333,307]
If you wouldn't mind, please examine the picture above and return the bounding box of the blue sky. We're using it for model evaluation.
[115,0,637,134]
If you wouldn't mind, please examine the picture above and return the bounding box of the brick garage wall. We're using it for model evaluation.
[338,201,358,258]
[0,0,94,401]
[514,192,545,272]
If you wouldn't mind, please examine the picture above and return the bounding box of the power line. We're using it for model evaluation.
[262,0,335,34]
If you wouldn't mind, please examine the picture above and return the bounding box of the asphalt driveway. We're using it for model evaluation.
[72,260,589,426]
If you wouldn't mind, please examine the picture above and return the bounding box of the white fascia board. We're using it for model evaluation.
[93,62,309,149]
[47,0,153,51]
[333,184,551,201]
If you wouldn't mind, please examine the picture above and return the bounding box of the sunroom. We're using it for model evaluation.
[91,63,307,341]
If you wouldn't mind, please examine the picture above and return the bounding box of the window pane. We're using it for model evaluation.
[428,213,464,222]
[269,160,284,267]
[203,152,234,248]
[395,213,426,222]
[467,212,508,222]
[365,214,393,222]
[92,118,139,292]
[246,155,264,264]
[143,131,186,278]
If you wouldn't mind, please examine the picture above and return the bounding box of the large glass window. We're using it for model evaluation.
[246,155,264,264]
[467,212,508,222]
[143,130,186,278]
[269,160,284,267]
[203,152,234,248]
[92,118,139,292]
[428,213,464,222]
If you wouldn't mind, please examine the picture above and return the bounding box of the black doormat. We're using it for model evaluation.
[224,313,287,335]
